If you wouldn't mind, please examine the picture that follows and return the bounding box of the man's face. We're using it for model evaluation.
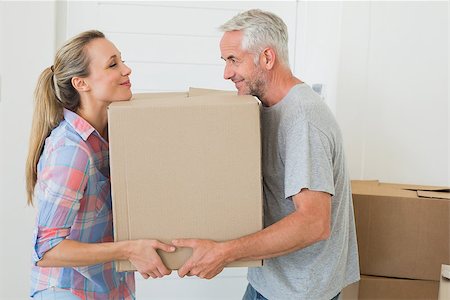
[220,31,267,97]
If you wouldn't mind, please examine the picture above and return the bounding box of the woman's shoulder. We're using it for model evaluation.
[43,121,93,161]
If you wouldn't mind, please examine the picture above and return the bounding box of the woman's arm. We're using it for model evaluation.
[37,239,175,279]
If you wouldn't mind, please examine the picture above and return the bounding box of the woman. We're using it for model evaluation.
[26,30,174,299]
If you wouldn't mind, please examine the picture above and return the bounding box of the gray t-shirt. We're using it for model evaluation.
[248,83,360,300]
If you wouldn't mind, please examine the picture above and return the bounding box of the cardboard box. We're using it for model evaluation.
[188,87,236,97]
[439,264,450,300]
[108,90,263,271]
[341,280,359,300]
[352,180,450,281]
[341,275,439,299]
[131,91,187,100]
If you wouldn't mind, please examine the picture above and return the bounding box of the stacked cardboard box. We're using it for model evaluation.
[343,180,450,299]
[108,88,263,272]
[343,275,440,300]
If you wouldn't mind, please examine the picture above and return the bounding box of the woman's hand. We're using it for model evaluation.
[128,239,175,279]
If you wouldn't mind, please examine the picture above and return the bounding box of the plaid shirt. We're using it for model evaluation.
[30,108,135,299]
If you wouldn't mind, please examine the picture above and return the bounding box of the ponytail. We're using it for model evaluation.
[25,29,105,205]
[25,67,63,205]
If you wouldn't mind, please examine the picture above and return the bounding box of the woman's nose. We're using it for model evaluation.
[122,63,132,76]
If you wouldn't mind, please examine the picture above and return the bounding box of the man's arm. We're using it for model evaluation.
[172,188,331,279]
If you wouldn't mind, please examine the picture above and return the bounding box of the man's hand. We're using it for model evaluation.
[172,239,229,279]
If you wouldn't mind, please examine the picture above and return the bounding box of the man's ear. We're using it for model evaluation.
[71,77,90,92]
[261,48,276,70]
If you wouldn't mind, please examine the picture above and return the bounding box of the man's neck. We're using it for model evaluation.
[260,67,302,107]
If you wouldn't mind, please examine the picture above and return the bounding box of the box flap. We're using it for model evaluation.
[109,93,258,109]
[417,190,450,200]
[351,180,417,198]
[380,182,450,191]
[351,180,450,199]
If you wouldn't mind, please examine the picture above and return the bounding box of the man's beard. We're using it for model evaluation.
[247,67,268,101]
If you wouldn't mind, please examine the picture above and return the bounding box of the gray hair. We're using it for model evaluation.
[219,9,289,66]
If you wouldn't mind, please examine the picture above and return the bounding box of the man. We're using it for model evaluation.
[172,9,360,300]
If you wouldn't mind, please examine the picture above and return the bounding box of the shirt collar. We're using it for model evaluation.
[63,108,97,141]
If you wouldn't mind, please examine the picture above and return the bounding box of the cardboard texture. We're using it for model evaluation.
[341,281,360,300]
[131,92,187,100]
[352,180,450,281]
[108,90,263,272]
[439,264,450,300]
[342,275,439,300]
[188,87,236,97]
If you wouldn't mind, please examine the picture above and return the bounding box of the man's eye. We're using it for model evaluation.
[110,63,117,68]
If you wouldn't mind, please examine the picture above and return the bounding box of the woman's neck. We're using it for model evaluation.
[76,102,109,140]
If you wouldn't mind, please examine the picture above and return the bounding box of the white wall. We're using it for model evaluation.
[0,1,448,299]
[335,1,449,185]
[0,2,56,299]
[295,1,344,113]
[295,1,448,186]
[65,1,299,94]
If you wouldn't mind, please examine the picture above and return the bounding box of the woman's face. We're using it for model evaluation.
[83,38,132,103]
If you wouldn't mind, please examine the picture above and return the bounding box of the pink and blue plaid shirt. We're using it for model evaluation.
[30,108,135,299]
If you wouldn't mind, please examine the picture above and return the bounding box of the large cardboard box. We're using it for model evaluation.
[108,90,263,271]
[342,275,440,299]
[352,180,450,281]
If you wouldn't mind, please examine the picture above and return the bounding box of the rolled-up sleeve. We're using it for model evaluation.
[32,145,89,263]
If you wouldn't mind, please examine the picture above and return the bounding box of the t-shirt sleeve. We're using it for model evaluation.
[32,145,90,263]
[283,120,335,199]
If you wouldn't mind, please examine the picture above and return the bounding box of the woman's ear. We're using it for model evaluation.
[71,77,90,92]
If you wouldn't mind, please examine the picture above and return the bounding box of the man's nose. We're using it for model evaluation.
[223,64,233,80]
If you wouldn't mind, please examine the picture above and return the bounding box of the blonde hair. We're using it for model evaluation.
[220,9,289,66]
[25,30,105,205]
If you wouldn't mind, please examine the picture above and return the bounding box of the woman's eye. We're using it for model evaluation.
[110,63,117,68]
